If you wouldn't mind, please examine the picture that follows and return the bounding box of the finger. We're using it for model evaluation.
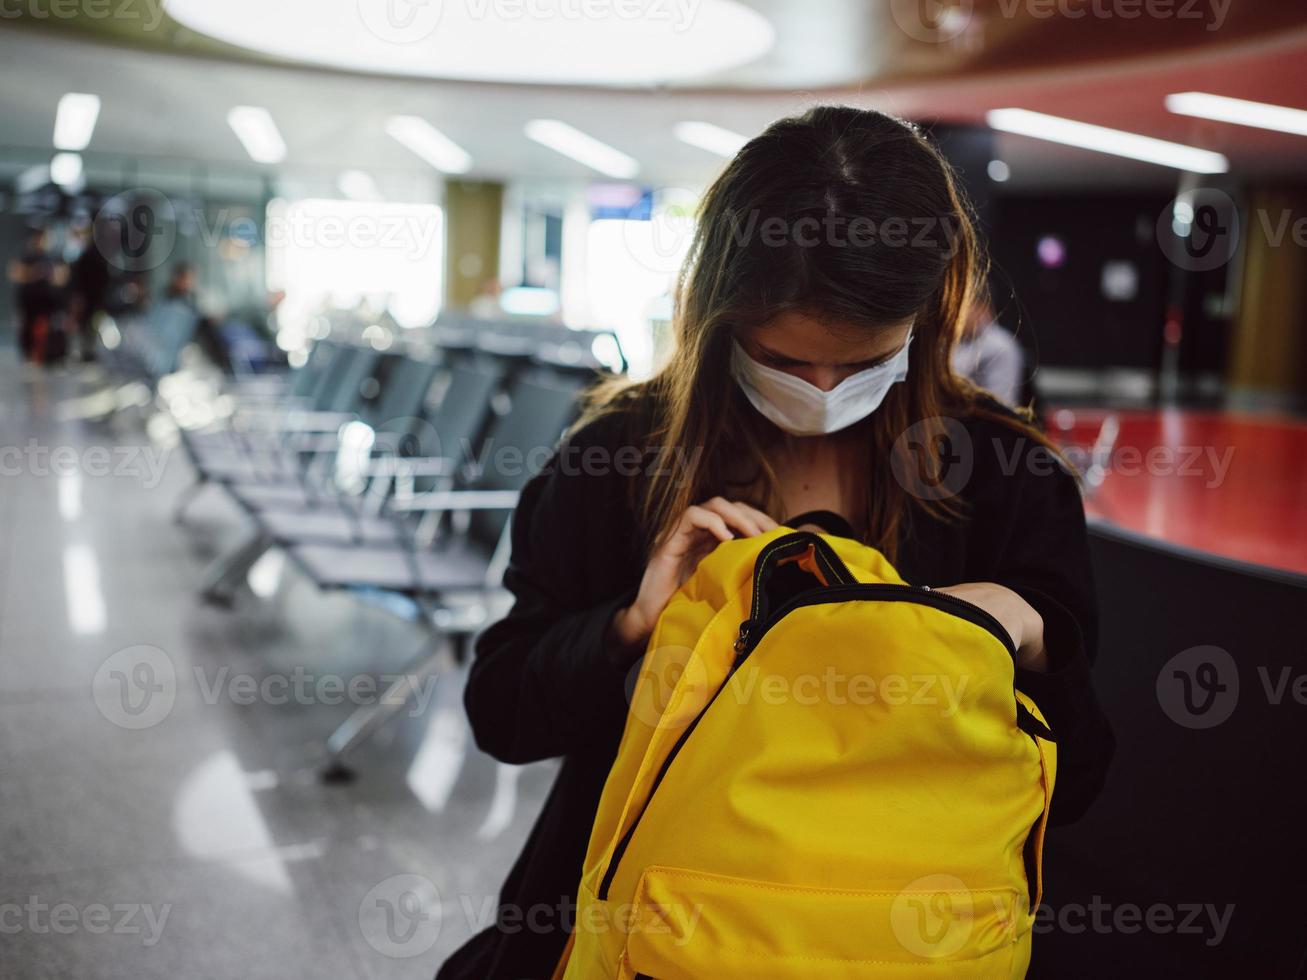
[680,506,733,544]
[699,497,764,538]
[733,501,779,532]
[720,499,778,532]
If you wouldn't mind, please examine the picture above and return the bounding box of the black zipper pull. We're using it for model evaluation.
[734,619,753,655]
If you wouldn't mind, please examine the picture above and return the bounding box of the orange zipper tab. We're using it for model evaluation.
[774,542,830,587]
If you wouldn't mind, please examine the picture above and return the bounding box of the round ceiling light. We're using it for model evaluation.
[164,0,775,87]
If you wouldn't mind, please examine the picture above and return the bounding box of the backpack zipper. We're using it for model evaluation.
[738,583,1016,659]
[596,581,1017,901]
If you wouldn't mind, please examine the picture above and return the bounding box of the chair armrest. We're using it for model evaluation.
[228,377,288,397]
[212,431,343,454]
[361,456,457,478]
[231,393,313,413]
[281,432,352,453]
[274,410,360,432]
[233,408,358,433]
[389,490,520,512]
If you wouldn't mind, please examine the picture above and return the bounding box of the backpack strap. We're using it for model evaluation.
[784,509,857,540]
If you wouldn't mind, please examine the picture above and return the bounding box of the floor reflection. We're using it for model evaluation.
[1,355,553,979]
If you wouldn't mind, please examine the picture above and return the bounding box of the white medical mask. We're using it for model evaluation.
[730,333,913,436]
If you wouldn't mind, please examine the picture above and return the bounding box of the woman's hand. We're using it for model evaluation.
[610,498,777,656]
[936,582,1048,672]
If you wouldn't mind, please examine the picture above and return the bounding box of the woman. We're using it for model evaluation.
[438,105,1114,979]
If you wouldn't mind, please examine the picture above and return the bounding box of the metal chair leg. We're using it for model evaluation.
[172,473,209,524]
[320,631,457,783]
[199,529,272,606]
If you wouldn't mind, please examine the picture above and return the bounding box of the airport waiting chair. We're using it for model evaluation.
[232,357,504,521]
[171,338,353,472]
[180,321,574,524]
[197,358,503,605]
[431,315,628,375]
[288,369,584,597]
[216,337,343,412]
[193,350,446,590]
[216,317,283,378]
[97,299,201,388]
[283,369,588,778]
[173,343,387,520]
[194,339,381,444]
[144,300,203,380]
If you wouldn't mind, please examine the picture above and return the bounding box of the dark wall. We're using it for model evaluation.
[989,195,1173,371]
[927,123,997,239]
[1032,527,1307,977]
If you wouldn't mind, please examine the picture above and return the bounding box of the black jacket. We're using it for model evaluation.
[438,396,1115,980]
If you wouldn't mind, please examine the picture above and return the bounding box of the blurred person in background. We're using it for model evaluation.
[7,226,69,364]
[163,261,198,306]
[68,223,112,361]
[162,261,235,374]
[952,294,1026,407]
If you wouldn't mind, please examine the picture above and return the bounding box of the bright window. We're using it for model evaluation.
[265,198,443,347]
[572,188,697,378]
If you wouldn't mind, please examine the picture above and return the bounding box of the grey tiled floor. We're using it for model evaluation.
[0,356,553,979]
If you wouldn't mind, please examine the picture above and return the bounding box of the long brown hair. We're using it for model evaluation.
[584,105,1051,562]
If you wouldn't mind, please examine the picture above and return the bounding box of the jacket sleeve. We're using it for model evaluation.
[463,414,644,765]
[986,438,1116,825]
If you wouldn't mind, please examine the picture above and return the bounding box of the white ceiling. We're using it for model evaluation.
[162,0,781,87]
[1,18,1306,194]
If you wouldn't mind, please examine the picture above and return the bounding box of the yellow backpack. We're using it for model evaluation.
[555,527,1056,979]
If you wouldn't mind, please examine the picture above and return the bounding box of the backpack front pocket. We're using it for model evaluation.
[620,866,1030,979]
